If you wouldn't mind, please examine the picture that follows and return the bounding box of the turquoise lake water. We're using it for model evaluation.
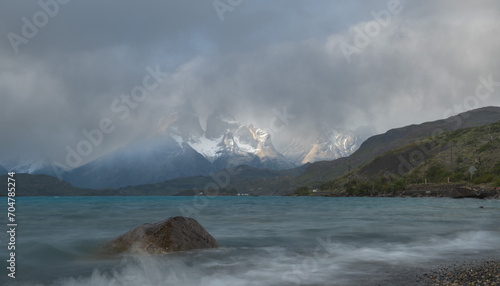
[1,196,499,285]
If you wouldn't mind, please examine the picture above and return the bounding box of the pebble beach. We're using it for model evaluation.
[417,260,500,286]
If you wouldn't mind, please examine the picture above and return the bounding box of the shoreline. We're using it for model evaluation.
[414,258,500,286]
[417,259,500,285]
[370,257,500,286]
[304,184,500,199]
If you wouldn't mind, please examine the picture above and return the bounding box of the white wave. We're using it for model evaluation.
[33,230,500,286]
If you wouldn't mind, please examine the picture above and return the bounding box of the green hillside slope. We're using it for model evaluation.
[293,106,500,188]
[318,120,500,195]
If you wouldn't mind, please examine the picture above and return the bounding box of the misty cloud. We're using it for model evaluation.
[1,0,500,165]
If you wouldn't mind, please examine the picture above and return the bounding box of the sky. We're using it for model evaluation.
[1,0,500,167]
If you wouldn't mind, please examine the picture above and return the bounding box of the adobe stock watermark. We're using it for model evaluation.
[341,0,405,63]
[50,65,168,178]
[282,234,338,285]
[269,105,296,133]
[7,0,71,54]
[397,74,500,176]
[213,0,243,21]
[443,74,500,129]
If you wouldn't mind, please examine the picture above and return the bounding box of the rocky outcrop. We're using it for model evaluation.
[103,217,218,254]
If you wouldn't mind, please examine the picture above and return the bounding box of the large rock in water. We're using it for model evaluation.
[103,217,219,254]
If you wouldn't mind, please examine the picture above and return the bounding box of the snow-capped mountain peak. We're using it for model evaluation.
[6,102,370,189]
[301,129,363,164]
[188,135,223,162]
[276,127,370,165]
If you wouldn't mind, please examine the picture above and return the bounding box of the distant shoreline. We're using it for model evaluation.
[2,172,500,197]
[295,184,500,199]
[5,191,500,198]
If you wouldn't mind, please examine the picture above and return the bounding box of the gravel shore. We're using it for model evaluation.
[416,259,500,286]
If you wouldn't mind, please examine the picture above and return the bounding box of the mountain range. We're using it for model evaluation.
[318,115,500,195]
[124,106,500,195]
[3,106,500,196]
[292,106,500,187]
[1,101,365,189]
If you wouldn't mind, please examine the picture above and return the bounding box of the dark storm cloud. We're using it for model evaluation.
[1,0,500,164]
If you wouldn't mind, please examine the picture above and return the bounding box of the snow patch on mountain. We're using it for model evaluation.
[278,128,369,165]
[189,135,223,162]
[234,139,257,154]
[301,129,364,164]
